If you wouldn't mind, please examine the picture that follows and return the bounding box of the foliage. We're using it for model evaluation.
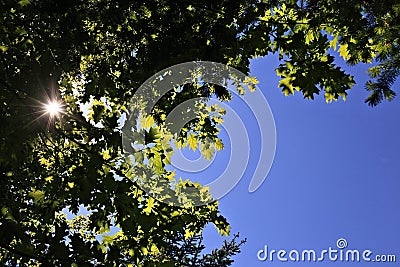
[252,0,400,105]
[157,233,246,266]
[0,0,399,266]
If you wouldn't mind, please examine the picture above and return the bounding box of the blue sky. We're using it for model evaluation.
[195,55,400,266]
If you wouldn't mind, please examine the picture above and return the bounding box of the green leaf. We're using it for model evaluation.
[143,197,155,215]
[278,77,295,96]
[28,189,45,204]
[200,142,214,160]
[18,0,30,7]
[329,35,339,50]
[338,43,350,60]
[367,66,382,78]
[305,30,315,45]
[145,115,155,129]
[188,134,198,151]
[214,139,224,151]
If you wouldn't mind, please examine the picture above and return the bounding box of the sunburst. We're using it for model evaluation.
[44,100,63,117]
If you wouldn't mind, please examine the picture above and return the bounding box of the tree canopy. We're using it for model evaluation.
[0,0,399,266]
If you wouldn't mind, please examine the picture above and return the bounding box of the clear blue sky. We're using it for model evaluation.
[191,55,400,266]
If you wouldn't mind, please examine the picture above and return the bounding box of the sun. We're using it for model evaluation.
[45,101,62,117]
